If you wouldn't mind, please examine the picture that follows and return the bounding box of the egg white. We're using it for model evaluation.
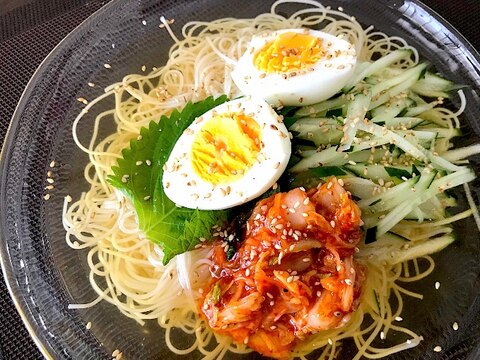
[162,97,291,210]
[231,29,357,106]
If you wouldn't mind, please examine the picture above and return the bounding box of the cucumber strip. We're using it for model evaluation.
[357,121,462,171]
[367,170,436,213]
[370,63,427,98]
[358,176,419,209]
[344,164,392,182]
[369,74,423,110]
[290,147,345,172]
[350,137,390,152]
[404,101,438,117]
[371,98,415,123]
[376,167,475,235]
[389,236,455,264]
[290,117,339,130]
[339,93,371,151]
[309,166,348,178]
[343,177,378,199]
[414,127,461,139]
[295,96,348,117]
[443,144,480,162]
[411,72,462,98]
[384,166,411,179]
[358,235,454,265]
[342,49,414,91]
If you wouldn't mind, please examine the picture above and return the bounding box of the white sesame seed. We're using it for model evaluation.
[453,322,459,331]
[344,279,352,286]
[86,322,92,329]
[435,281,440,290]
[112,350,120,357]
[43,194,51,200]
[395,316,403,321]
[49,160,56,167]
[104,63,112,69]
[46,178,54,184]
[380,331,385,340]
[433,346,442,352]
[142,20,147,25]
[87,82,95,87]
[245,269,250,276]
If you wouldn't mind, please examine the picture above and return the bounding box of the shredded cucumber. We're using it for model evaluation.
[286,49,477,251]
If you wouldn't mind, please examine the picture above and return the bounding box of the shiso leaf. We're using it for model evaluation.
[108,95,229,264]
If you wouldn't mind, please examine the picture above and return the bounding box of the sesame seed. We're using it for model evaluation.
[270,300,274,306]
[338,178,344,186]
[143,196,151,201]
[452,322,459,331]
[135,161,143,166]
[49,160,56,168]
[435,281,440,290]
[395,316,403,321]
[433,346,442,352]
[43,194,51,200]
[348,160,357,165]
[104,63,112,69]
[328,338,333,345]
[380,331,385,340]
[77,97,89,105]
[344,279,352,286]
[85,322,92,329]
[46,178,54,184]
[142,19,147,25]
[286,276,294,283]
[302,258,310,263]
[112,350,120,357]
[245,269,250,276]
[330,220,336,228]
[87,82,95,87]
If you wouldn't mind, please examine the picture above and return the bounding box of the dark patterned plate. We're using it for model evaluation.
[1,0,479,359]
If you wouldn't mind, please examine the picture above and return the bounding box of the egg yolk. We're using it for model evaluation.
[254,32,324,73]
[191,113,261,185]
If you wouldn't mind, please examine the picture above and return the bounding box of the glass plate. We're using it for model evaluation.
[1,0,479,359]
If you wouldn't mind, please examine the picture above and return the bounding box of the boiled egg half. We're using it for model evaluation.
[231,29,357,106]
[162,97,291,210]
